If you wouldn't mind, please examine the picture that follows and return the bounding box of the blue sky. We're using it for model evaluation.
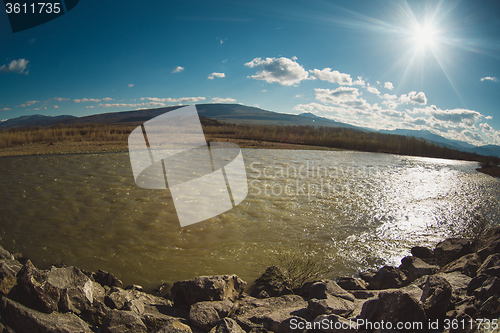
[1,0,499,146]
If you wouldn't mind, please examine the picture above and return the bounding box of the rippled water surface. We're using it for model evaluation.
[0,150,499,289]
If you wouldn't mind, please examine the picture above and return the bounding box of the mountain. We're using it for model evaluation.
[0,114,76,130]
[380,128,500,157]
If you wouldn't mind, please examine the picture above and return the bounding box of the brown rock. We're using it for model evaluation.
[476,295,500,319]
[94,269,123,288]
[209,318,246,333]
[250,266,292,298]
[368,266,408,290]
[0,245,14,260]
[153,320,193,333]
[189,300,233,331]
[101,309,147,333]
[472,276,500,303]
[434,238,473,265]
[336,277,367,290]
[0,297,91,333]
[475,226,500,260]
[358,290,427,331]
[440,253,482,277]
[312,314,357,332]
[420,275,452,320]
[400,256,439,282]
[476,253,500,276]
[171,275,246,309]
[411,246,434,259]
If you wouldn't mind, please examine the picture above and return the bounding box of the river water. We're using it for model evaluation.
[0,150,499,290]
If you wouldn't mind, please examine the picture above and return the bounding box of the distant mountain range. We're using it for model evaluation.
[2,104,499,157]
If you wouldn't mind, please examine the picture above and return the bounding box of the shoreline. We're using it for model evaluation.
[0,226,499,332]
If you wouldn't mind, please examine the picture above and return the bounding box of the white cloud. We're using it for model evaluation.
[208,72,225,80]
[53,105,59,109]
[382,93,397,100]
[0,107,11,112]
[86,106,94,109]
[25,100,39,106]
[480,123,493,132]
[384,81,394,90]
[99,102,167,108]
[310,68,353,85]
[0,59,30,74]
[54,97,69,102]
[399,91,427,105]
[128,83,134,87]
[211,97,236,103]
[366,86,381,95]
[480,76,499,82]
[245,57,310,86]
[172,66,184,73]
[315,87,360,104]
[141,96,206,103]
[73,98,101,103]
[102,97,114,101]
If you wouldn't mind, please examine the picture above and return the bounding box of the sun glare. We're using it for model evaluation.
[414,24,436,47]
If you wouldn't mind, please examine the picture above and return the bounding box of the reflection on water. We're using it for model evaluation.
[0,150,499,289]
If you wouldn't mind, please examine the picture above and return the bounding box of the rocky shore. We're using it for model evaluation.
[0,227,499,333]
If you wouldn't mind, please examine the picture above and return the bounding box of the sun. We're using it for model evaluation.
[414,24,436,48]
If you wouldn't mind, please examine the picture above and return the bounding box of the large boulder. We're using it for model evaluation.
[411,246,434,259]
[17,260,105,314]
[440,253,482,277]
[153,321,193,333]
[0,296,91,333]
[307,280,355,318]
[171,275,246,309]
[231,294,310,333]
[209,318,246,333]
[476,253,500,276]
[434,238,473,265]
[250,266,292,298]
[400,256,439,282]
[0,245,14,260]
[472,276,500,304]
[475,226,500,260]
[420,275,452,320]
[189,300,233,331]
[358,290,427,331]
[0,258,22,295]
[101,309,147,333]
[93,269,123,288]
[368,266,408,290]
[336,277,367,291]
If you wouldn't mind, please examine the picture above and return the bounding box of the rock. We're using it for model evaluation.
[250,266,292,298]
[0,259,22,295]
[153,320,193,333]
[358,290,427,331]
[358,271,375,284]
[434,238,473,265]
[336,277,366,290]
[124,299,145,315]
[411,246,434,259]
[94,269,123,288]
[420,275,452,320]
[105,288,132,309]
[475,226,500,260]
[308,280,355,302]
[102,309,148,333]
[171,275,246,309]
[80,300,110,326]
[0,245,14,260]
[231,294,310,333]
[440,253,482,277]
[452,296,476,318]
[476,253,500,276]
[189,300,233,331]
[472,276,500,304]
[209,318,246,333]
[125,284,144,291]
[400,256,439,282]
[312,314,357,333]
[476,295,500,318]
[435,272,471,300]
[17,260,105,314]
[307,296,355,318]
[368,266,408,290]
[0,296,91,333]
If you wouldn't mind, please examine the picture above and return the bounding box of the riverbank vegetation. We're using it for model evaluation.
[1,120,499,165]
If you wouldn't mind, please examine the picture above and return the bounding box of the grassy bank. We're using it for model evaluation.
[1,120,499,165]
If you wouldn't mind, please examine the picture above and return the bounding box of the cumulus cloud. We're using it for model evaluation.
[0,107,10,112]
[399,91,427,105]
[73,98,101,103]
[315,87,360,104]
[480,123,493,132]
[211,97,236,103]
[366,86,381,95]
[208,72,225,80]
[309,68,353,85]
[384,82,394,90]
[172,66,184,73]
[53,105,59,109]
[462,130,483,141]
[128,83,134,87]
[102,97,114,101]
[245,57,310,86]
[18,100,39,107]
[0,59,30,74]
[141,96,206,103]
[86,106,94,109]
[480,77,498,82]
[54,97,69,102]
